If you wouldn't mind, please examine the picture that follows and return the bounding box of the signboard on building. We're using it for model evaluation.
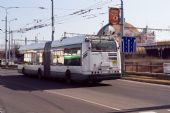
[122,36,136,53]
[109,8,120,25]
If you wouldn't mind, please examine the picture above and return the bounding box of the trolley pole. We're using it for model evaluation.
[120,0,125,77]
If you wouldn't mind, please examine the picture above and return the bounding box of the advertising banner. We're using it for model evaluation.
[109,8,120,25]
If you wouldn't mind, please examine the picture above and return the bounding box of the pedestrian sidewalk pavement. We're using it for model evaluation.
[123,74,170,85]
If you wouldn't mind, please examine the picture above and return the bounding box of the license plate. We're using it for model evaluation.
[112,60,117,64]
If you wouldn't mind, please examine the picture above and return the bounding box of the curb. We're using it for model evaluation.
[123,77,170,85]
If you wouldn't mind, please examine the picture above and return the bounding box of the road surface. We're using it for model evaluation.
[0,69,170,113]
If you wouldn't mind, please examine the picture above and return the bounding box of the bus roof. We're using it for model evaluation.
[19,42,46,52]
[51,35,86,48]
[19,35,114,52]
[19,36,87,51]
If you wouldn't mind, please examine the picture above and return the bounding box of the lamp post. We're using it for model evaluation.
[51,0,55,41]
[120,0,125,77]
[0,6,19,66]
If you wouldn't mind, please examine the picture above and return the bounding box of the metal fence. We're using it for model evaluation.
[125,60,170,74]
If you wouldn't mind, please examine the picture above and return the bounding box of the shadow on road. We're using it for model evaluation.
[109,104,170,113]
[0,75,111,91]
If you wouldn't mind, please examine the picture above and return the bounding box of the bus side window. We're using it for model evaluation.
[64,48,81,66]
[37,52,43,65]
[51,50,64,65]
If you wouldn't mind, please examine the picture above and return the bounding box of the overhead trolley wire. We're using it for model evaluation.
[12,0,115,33]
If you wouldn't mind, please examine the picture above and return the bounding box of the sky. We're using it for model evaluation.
[0,0,170,46]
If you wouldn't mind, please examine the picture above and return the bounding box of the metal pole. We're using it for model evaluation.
[51,0,55,41]
[0,7,19,64]
[13,39,16,60]
[64,32,66,37]
[25,37,27,45]
[7,18,17,63]
[120,0,125,77]
[0,6,19,65]
[11,31,14,60]
[5,10,8,66]
[8,21,11,62]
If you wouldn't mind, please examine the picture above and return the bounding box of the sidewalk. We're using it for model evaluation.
[123,74,170,85]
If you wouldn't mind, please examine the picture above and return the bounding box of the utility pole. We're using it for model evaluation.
[51,0,55,41]
[120,0,125,77]
[0,6,19,66]
[8,21,11,61]
[6,18,17,63]
[5,12,8,65]
[64,32,66,37]
[11,31,15,61]
[13,39,16,60]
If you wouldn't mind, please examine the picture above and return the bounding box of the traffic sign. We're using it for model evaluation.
[122,36,136,53]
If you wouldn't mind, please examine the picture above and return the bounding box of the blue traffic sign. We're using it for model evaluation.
[122,36,136,53]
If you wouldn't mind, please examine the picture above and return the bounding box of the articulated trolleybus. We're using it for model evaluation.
[18,35,121,82]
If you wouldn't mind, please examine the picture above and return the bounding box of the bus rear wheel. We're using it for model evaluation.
[22,68,26,76]
[38,69,43,80]
[65,70,72,84]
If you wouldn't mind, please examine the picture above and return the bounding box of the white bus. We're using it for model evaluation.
[18,35,121,82]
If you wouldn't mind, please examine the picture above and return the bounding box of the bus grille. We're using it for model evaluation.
[108,53,117,56]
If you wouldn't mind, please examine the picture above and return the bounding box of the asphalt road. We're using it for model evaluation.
[0,69,170,113]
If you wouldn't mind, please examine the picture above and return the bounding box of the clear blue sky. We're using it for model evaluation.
[0,0,170,45]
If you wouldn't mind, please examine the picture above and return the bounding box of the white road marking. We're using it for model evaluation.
[167,109,170,112]
[45,90,121,111]
[139,111,156,113]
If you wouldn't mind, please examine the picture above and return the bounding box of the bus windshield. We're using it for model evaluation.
[91,39,117,52]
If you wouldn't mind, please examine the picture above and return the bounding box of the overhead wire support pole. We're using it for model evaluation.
[0,6,19,66]
[51,0,55,41]
[1,9,9,66]
[120,0,125,77]
[8,19,11,62]
[5,9,8,65]
[8,18,17,62]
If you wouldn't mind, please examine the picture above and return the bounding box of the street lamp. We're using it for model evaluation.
[0,6,19,66]
[51,0,55,41]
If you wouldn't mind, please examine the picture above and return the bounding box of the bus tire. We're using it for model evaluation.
[22,68,26,76]
[65,70,72,84]
[38,69,43,80]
